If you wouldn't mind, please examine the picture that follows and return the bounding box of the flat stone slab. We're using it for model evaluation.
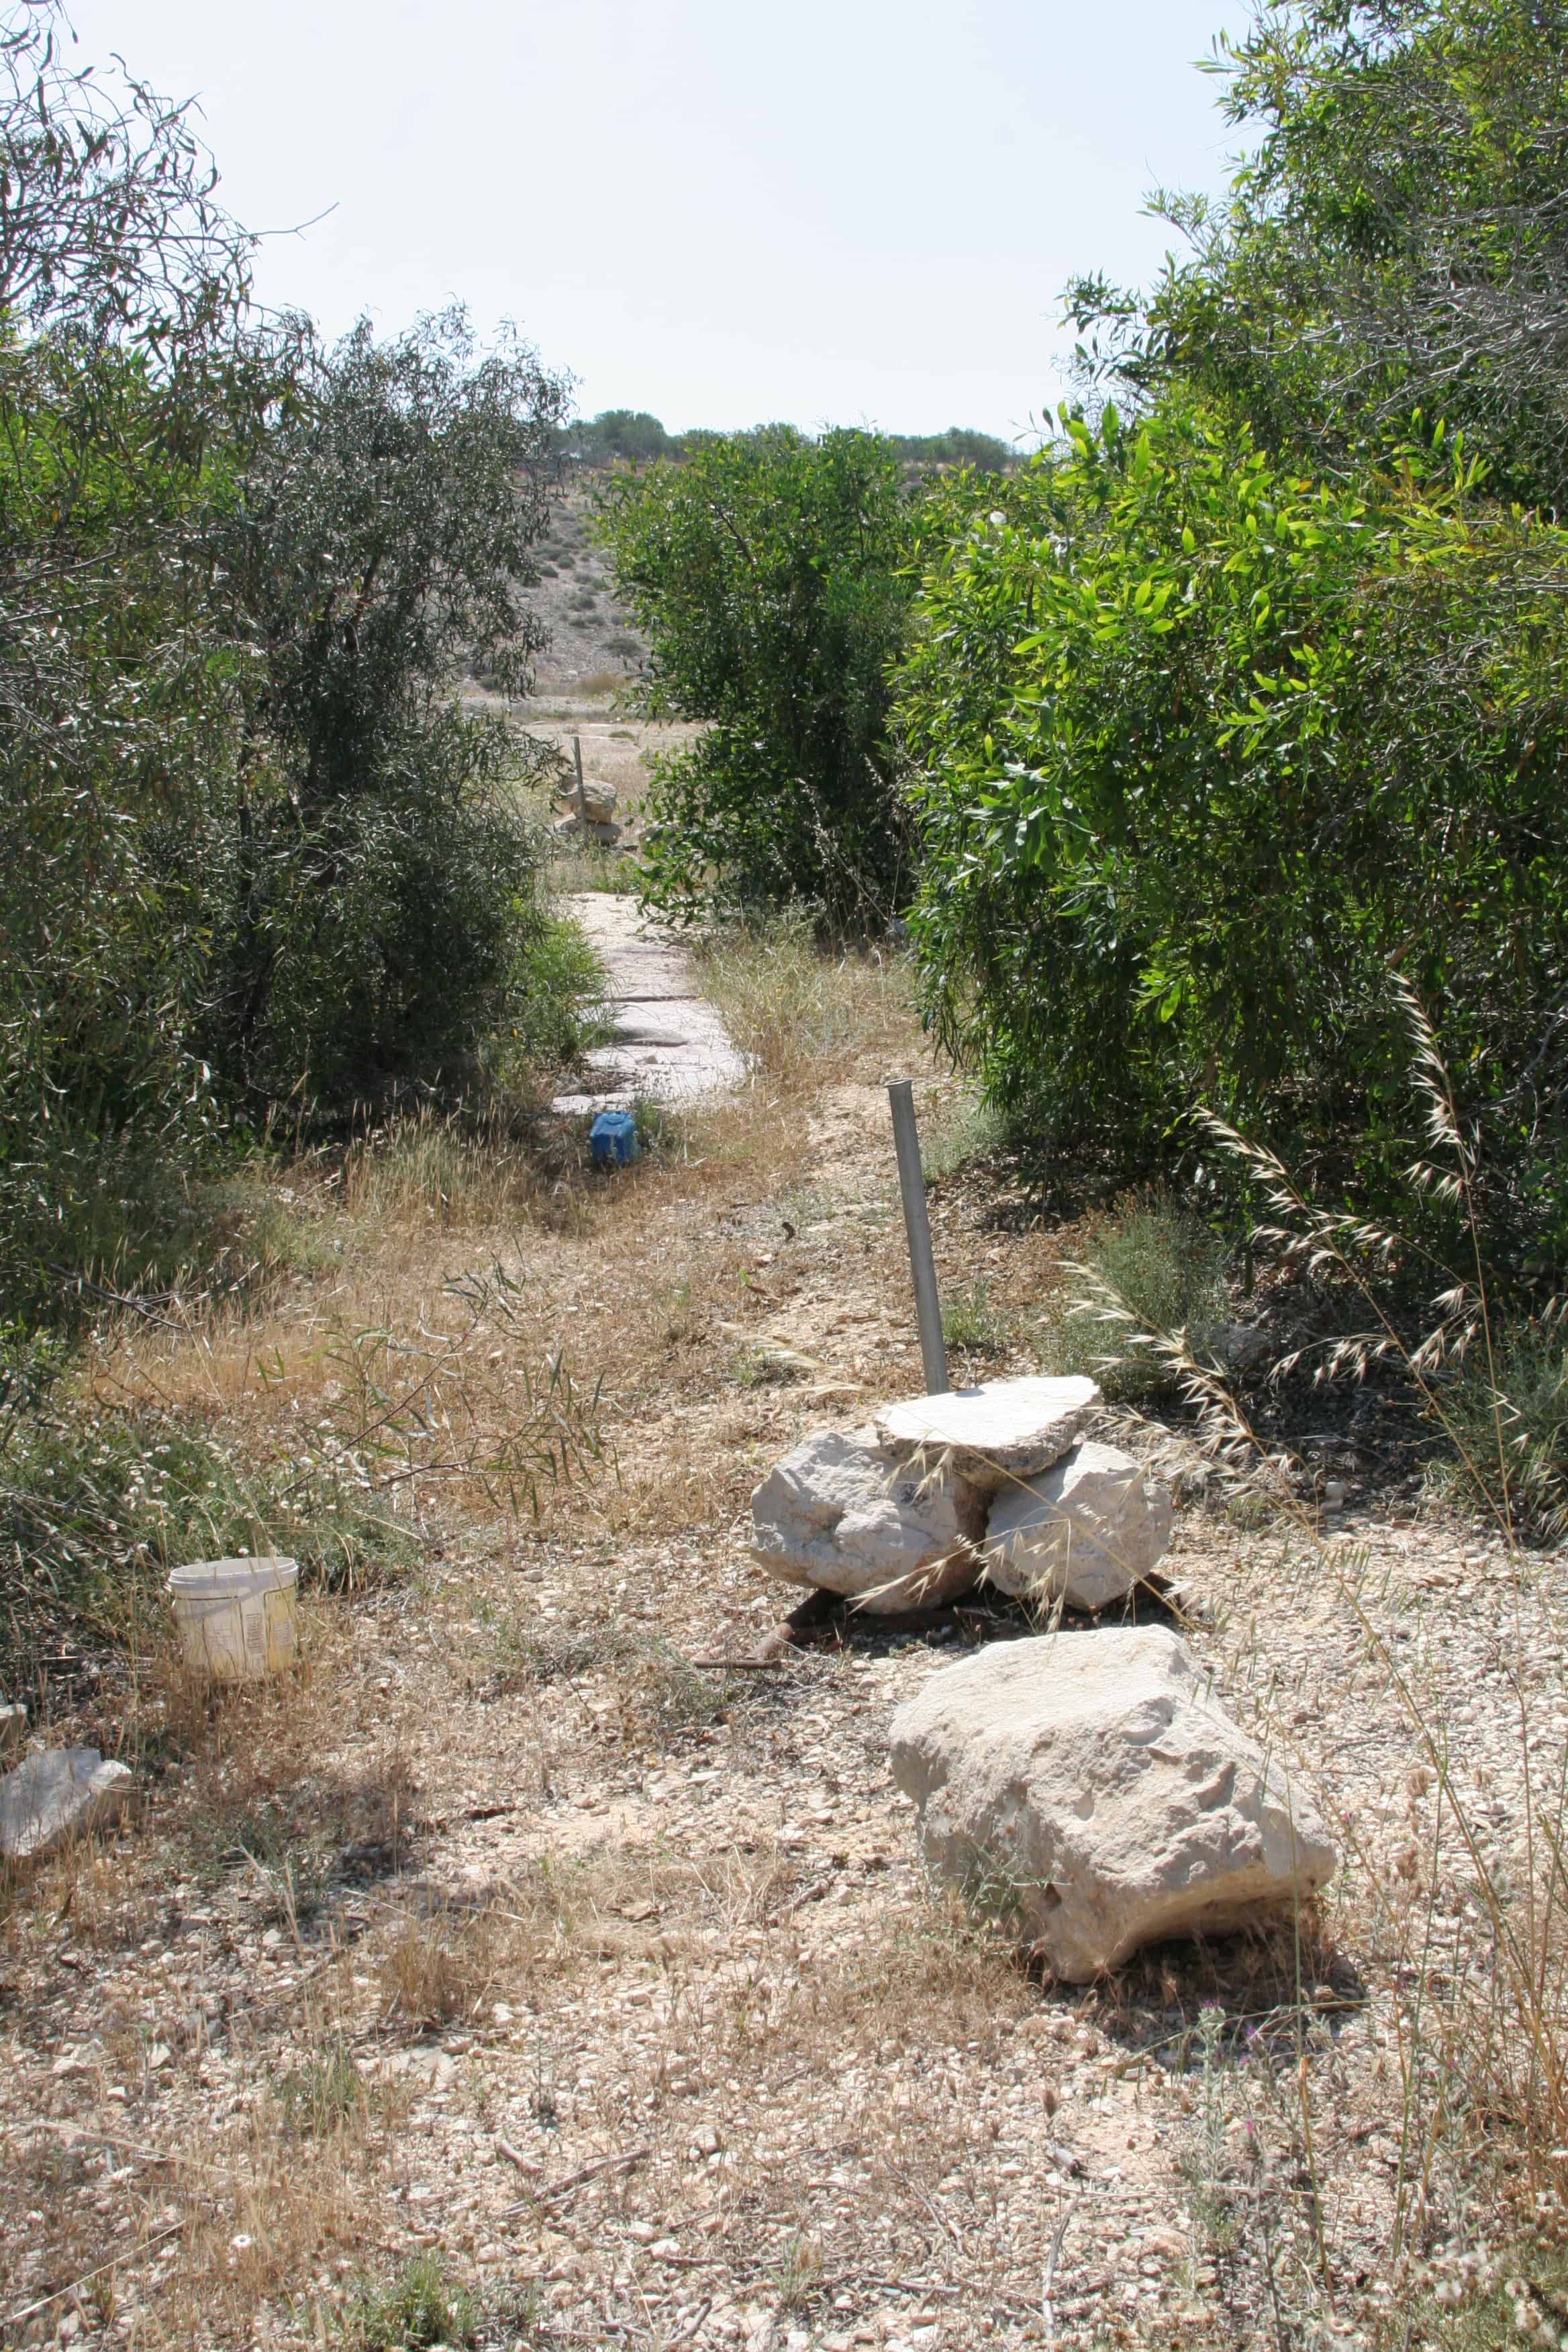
[611,1014,691,1048]
[0,1747,131,1864]
[874,1375,1101,1496]
[890,1626,1336,1981]
[551,895,746,1115]
[751,1428,983,1611]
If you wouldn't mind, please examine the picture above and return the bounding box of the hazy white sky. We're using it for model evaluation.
[64,0,1246,440]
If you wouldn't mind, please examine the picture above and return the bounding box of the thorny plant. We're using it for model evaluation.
[1065,970,1568,2309]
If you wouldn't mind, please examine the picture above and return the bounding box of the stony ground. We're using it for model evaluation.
[1,896,1561,2351]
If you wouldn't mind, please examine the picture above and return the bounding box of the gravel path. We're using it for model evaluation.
[552,892,746,1116]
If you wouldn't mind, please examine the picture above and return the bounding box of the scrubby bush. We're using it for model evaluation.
[209,305,571,1113]
[0,5,593,1324]
[1071,0,1568,518]
[597,426,915,930]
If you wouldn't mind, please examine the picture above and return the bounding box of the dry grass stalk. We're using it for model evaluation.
[1057,974,1568,2296]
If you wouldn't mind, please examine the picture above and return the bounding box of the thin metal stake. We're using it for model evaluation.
[888,1078,949,1395]
[572,734,589,830]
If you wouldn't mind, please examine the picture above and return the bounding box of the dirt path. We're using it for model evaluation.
[1,965,1560,2352]
[552,893,746,1116]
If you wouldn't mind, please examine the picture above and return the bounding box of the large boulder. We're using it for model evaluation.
[0,1747,132,1865]
[873,1376,1100,1498]
[750,1429,983,1611]
[889,1626,1336,1980]
[983,1440,1173,1613]
[555,777,620,823]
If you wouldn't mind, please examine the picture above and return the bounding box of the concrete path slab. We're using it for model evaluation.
[551,893,746,1116]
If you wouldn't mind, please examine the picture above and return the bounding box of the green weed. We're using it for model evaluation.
[1038,1190,1230,1400]
[922,1092,1009,1183]
[278,2038,366,2138]
[941,1279,1012,1356]
[0,1377,412,1683]
[335,2254,479,2349]
[1425,1315,1568,1537]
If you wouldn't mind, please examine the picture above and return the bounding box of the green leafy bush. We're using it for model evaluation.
[0,10,587,1327]
[1072,0,1568,518]
[597,426,915,930]
[899,400,1568,1289]
[209,306,570,1114]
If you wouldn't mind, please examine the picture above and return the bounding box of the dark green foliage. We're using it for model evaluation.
[899,400,1568,1286]
[899,0,1568,1295]
[0,9,266,1313]
[488,912,609,1083]
[210,306,569,1112]
[569,407,675,465]
[0,4,594,1328]
[567,409,1016,475]
[1071,0,1568,509]
[596,425,915,928]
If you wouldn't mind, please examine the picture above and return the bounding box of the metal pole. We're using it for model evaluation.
[888,1078,949,1395]
[572,734,589,830]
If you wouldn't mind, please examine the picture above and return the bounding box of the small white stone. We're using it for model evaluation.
[0,1747,130,1863]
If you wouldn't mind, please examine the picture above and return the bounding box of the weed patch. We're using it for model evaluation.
[940,1278,1013,1357]
[1038,1189,1231,1399]
[698,914,918,1089]
[335,2254,481,2349]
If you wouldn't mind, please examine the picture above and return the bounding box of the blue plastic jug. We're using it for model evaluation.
[589,1109,639,1167]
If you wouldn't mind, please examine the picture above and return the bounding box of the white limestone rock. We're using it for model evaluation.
[750,1428,983,1611]
[889,1625,1336,1981]
[0,1702,26,1760]
[873,1376,1100,1498]
[984,1440,1173,1612]
[552,811,623,848]
[0,1747,132,1865]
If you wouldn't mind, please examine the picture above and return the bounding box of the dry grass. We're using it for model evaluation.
[337,1106,580,1233]
[376,1902,511,2032]
[697,914,922,1092]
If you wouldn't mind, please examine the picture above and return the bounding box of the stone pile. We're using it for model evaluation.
[750,1374,1173,1615]
[750,1375,1330,1975]
[889,1625,1336,1979]
[554,775,622,847]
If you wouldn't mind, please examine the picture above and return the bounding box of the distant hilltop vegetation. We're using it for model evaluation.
[560,407,1020,472]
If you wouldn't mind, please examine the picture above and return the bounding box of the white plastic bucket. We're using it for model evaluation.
[168,1556,301,1681]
